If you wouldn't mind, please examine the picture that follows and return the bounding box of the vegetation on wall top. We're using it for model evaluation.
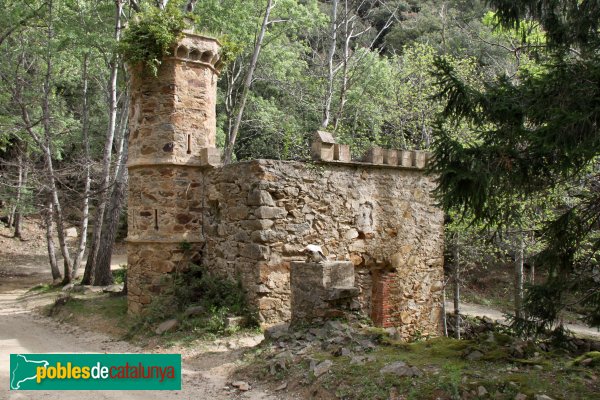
[119,0,190,76]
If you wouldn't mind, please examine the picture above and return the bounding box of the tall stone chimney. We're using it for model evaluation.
[127,33,222,313]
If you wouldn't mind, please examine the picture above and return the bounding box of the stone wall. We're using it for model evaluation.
[200,159,445,338]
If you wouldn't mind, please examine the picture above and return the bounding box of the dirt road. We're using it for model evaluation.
[0,251,287,400]
[446,302,600,339]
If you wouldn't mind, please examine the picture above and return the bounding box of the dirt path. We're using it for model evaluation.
[446,301,600,339]
[0,233,289,399]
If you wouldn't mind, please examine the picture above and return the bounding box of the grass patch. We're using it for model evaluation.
[46,293,130,337]
[28,283,61,293]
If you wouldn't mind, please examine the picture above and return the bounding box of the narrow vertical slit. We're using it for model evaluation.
[187,134,191,154]
[154,209,159,230]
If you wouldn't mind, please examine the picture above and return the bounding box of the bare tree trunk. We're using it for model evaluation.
[321,0,338,129]
[514,232,524,318]
[43,198,61,282]
[41,0,72,282]
[332,0,348,131]
[12,140,26,239]
[223,0,273,164]
[93,92,129,286]
[453,245,461,339]
[442,283,448,337]
[14,55,72,281]
[330,2,399,131]
[72,53,92,278]
[82,0,123,284]
[93,136,129,286]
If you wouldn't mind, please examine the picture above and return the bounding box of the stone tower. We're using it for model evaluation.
[127,33,222,313]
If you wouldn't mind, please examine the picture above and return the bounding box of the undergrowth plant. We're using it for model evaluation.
[119,0,190,76]
[131,263,258,338]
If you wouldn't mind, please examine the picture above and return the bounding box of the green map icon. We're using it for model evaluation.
[10,354,49,390]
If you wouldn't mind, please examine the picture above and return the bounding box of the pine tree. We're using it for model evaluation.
[430,0,600,333]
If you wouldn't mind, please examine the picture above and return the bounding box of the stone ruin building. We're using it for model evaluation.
[126,33,445,339]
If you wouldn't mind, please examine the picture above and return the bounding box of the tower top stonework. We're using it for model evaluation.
[128,33,222,169]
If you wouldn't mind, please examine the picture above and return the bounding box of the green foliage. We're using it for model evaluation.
[112,265,127,285]
[133,264,258,338]
[172,264,252,319]
[431,0,600,329]
[119,0,189,76]
[572,351,600,368]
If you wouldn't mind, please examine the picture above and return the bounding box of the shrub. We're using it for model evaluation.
[119,0,189,76]
[134,264,258,337]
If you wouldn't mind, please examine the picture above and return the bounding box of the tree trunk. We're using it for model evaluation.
[43,198,61,282]
[12,140,27,239]
[453,245,461,339]
[321,0,338,129]
[72,53,91,278]
[92,109,130,286]
[82,0,123,284]
[514,232,524,318]
[442,282,448,337]
[41,0,72,282]
[223,0,273,164]
[332,0,349,131]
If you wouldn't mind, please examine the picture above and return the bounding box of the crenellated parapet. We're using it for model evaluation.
[172,33,224,73]
[310,130,432,169]
[127,33,221,169]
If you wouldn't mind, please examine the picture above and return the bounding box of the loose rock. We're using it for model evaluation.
[466,350,484,361]
[183,305,205,317]
[477,385,488,396]
[155,319,178,335]
[232,381,251,391]
[312,360,333,377]
[380,361,422,377]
